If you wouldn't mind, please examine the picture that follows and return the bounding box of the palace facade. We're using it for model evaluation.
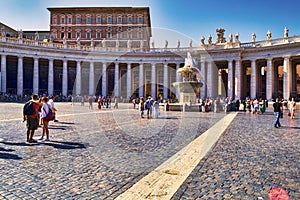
[0,7,300,101]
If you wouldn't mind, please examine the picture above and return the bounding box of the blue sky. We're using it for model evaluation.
[0,0,299,47]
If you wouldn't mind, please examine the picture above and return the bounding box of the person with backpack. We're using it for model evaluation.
[23,94,40,144]
[39,97,53,141]
[145,96,154,119]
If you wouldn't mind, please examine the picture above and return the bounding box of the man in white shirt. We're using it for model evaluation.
[48,96,58,122]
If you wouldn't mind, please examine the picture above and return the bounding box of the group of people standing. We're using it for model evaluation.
[134,96,160,119]
[23,94,57,144]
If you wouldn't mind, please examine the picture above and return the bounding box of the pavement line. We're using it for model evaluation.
[116,112,237,200]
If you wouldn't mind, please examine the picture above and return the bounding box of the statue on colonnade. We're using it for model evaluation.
[34,32,39,41]
[208,34,212,44]
[177,39,180,48]
[200,36,205,45]
[284,27,289,38]
[252,33,256,43]
[266,30,272,40]
[235,32,240,43]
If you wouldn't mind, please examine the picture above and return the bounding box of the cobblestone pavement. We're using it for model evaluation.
[172,108,300,200]
[0,102,224,199]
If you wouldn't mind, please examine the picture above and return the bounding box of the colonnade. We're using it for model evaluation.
[0,52,298,100]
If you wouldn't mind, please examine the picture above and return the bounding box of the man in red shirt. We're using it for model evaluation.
[23,94,40,143]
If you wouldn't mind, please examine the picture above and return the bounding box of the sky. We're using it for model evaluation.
[0,0,299,48]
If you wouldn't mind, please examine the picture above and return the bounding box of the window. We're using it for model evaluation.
[86,32,91,39]
[68,17,72,24]
[127,17,132,24]
[61,17,65,24]
[76,32,81,38]
[67,32,71,38]
[96,32,101,38]
[138,17,143,24]
[86,17,91,24]
[117,17,122,24]
[107,32,112,38]
[61,32,65,39]
[53,17,57,24]
[76,17,81,24]
[96,17,102,23]
[107,17,112,23]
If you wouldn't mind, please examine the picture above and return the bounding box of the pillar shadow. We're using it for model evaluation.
[42,140,87,150]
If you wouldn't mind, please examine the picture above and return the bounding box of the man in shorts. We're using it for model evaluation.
[23,94,40,144]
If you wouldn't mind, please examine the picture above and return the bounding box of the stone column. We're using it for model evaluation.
[151,63,156,98]
[102,62,107,97]
[207,61,218,98]
[114,62,119,97]
[76,60,81,95]
[126,63,132,98]
[200,60,206,99]
[1,54,6,93]
[175,63,180,99]
[48,59,54,96]
[227,60,234,98]
[234,60,242,100]
[89,61,94,95]
[139,63,144,97]
[163,63,168,99]
[17,56,23,96]
[266,58,274,100]
[62,59,68,96]
[250,59,257,99]
[283,57,291,99]
[33,57,39,94]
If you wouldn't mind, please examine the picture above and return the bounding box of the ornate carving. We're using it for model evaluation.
[200,36,205,45]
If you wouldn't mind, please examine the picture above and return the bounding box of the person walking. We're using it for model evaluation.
[139,98,145,118]
[273,98,283,128]
[145,96,154,119]
[40,97,51,141]
[153,99,160,118]
[23,94,40,144]
[48,96,58,122]
[289,98,296,119]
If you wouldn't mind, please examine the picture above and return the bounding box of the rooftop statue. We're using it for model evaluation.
[34,32,39,41]
[284,27,289,38]
[228,33,233,43]
[189,39,193,48]
[235,32,240,42]
[102,38,106,47]
[267,30,272,40]
[151,40,155,48]
[252,33,256,42]
[90,38,94,47]
[76,36,80,45]
[177,39,180,48]
[164,40,168,48]
[200,36,205,45]
[1,30,6,37]
[208,34,212,44]
[63,35,67,45]
[18,30,23,39]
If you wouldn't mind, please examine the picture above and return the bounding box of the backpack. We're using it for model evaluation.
[23,101,34,115]
[44,105,55,121]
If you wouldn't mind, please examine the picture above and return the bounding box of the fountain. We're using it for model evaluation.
[172,52,203,111]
